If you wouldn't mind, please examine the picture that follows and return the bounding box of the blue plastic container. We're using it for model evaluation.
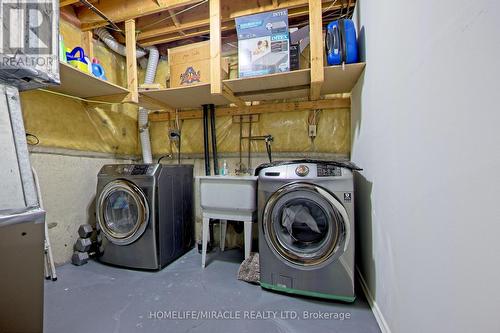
[326,19,359,65]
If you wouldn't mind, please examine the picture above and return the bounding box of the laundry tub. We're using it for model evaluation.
[198,176,258,214]
[197,175,258,267]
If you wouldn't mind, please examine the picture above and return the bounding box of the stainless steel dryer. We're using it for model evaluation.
[96,164,194,270]
[257,160,360,302]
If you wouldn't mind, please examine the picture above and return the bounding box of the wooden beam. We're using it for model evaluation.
[149,98,350,121]
[77,0,202,31]
[209,0,222,95]
[60,0,80,7]
[140,22,233,47]
[138,94,175,111]
[81,31,94,60]
[309,0,324,100]
[125,19,138,104]
[168,9,187,37]
[138,16,210,42]
[135,0,346,46]
[60,7,81,28]
[221,86,245,107]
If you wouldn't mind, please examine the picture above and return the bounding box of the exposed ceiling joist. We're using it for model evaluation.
[77,0,202,31]
[117,0,350,46]
[79,0,351,31]
[145,1,352,46]
[60,0,80,7]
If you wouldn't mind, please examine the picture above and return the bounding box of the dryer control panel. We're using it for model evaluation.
[100,164,158,176]
[317,164,342,177]
[131,165,151,175]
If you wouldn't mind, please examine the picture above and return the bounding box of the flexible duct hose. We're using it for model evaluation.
[94,27,147,58]
[95,28,158,163]
[138,45,159,164]
[144,46,159,84]
[138,108,153,163]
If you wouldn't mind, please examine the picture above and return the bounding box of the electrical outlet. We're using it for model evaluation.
[308,124,317,137]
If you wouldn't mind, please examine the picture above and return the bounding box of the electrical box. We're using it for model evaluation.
[308,124,317,137]
[0,0,60,90]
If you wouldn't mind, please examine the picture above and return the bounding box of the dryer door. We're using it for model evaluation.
[97,180,149,245]
[263,182,350,267]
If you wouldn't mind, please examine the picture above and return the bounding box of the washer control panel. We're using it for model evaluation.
[317,164,342,177]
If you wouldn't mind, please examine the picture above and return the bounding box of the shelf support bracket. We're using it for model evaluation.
[125,19,139,104]
[309,0,324,100]
[222,85,246,107]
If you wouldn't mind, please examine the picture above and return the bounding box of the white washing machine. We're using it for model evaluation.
[96,164,194,270]
[257,160,360,302]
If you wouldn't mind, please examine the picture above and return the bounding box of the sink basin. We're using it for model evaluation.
[197,176,258,212]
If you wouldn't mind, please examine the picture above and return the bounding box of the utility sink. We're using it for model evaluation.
[197,176,258,212]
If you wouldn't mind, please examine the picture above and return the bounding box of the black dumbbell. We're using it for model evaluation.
[75,237,92,252]
[71,243,104,266]
[78,224,95,238]
[75,224,102,251]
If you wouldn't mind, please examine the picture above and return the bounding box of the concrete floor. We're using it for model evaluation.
[44,249,381,333]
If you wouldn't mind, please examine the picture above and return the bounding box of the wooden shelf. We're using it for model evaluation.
[140,63,365,109]
[223,63,365,102]
[321,63,366,95]
[140,83,230,109]
[47,63,130,102]
[224,69,310,102]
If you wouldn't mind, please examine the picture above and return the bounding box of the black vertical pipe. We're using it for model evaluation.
[202,105,211,176]
[209,104,219,175]
[202,105,214,250]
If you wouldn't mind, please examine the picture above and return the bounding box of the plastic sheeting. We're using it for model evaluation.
[150,108,350,155]
[20,90,139,155]
[151,51,350,156]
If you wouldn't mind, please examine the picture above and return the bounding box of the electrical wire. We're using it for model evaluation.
[323,0,339,13]
[138,0,208,31]
[37,89,126,106]
[79,0,123,35]
[157,155,172,163]
[295,0,354,28]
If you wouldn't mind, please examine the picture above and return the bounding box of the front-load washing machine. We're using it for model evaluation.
[95,164,194,270]
[257,160,360,302]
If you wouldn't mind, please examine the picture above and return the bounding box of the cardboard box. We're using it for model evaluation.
[235,9,290,78]
[290,25,310,70]
[168,41,228,88]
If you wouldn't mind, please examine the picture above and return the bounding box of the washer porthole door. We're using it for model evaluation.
[97,180,149,245]
[263,182,350,267]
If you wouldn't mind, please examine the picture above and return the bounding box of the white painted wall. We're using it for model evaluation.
[30,152,132,265]
[351,1,500,332]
